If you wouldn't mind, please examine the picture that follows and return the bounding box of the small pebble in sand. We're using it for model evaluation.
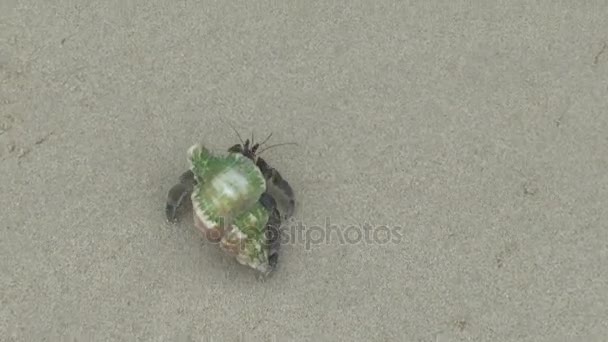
[17,148,30,158]
[523,181,538,196]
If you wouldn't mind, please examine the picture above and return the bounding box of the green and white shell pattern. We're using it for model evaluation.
[187,144,271,273]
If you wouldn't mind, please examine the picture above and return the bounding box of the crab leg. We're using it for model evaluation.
[256,157,295,219]
[165,170,197,223]
[259,192,282,272]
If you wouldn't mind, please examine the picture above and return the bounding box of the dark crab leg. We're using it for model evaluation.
[165,170,197,223]
[256,157,296,219]
[259,192,282,273]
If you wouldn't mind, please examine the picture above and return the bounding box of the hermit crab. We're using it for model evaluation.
[165,134,295,277]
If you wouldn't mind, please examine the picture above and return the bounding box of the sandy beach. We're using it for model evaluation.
[1,1,607,341]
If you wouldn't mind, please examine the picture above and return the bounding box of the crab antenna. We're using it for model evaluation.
[258,132,273,147]
[225,120,244,145]
[257,142,299,155]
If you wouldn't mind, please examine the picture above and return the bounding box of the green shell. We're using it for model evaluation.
[187,144,271,272]
[231,202,270,266]
[188,144,266,223]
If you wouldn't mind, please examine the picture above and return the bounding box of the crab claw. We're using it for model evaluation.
[166,183,190,222]
[165,170,196,223]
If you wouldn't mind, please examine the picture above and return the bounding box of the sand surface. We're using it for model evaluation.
[1,1,607,341]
